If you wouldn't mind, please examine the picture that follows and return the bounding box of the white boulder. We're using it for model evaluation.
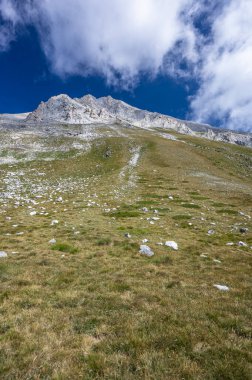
[139,245,154,257]
[213,284,229,291]
[165,241,178,250]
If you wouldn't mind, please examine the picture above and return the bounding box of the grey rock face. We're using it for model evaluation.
[2,93,252,147]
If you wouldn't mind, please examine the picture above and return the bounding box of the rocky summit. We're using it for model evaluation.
[1,93,252,147]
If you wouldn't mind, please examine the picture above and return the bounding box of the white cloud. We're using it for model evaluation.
[0,0,197,86]
[0,0,20,50]
[190,0,252,132]
[36,0,197,87]
[1,0,252,132]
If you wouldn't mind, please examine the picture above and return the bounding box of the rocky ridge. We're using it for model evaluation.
[2,93,252,147]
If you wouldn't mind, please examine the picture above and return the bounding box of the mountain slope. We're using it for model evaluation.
[1,93,252,147]
[25,93,252,147]
[0,122,251,379]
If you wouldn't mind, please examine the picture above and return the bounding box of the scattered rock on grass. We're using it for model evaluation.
[238,241,248,247]
[213,284,229,291]
[0,251,7,258]
[165,241,178,250]
[139,245,154,257]
[240,228,248,234]
[49,238,56,244]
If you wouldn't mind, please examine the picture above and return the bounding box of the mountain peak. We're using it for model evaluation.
[23,93,252,147]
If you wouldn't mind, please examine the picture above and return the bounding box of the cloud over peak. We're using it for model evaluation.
[1,0,252,132]
[38,0,197,87]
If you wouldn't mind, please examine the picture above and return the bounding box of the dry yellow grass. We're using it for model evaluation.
[0,128,252,379]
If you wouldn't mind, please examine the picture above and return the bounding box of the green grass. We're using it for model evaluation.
[0,128,252,379]
[216,209,238,215]
[181,203,201,209]
[96,237,112,246]
[106,210,141,218]
[51,242,78,254]
[172,214,192,220]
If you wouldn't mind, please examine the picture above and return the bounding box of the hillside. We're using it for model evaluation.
[1,93,252,147]
[0,118,252,379]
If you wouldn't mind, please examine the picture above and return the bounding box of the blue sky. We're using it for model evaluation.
[0,1,252,132]
[0,25,191,118]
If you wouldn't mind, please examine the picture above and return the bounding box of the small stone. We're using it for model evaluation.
[240,228,248,234]
[213,259,221,263]
[30,211,37,216]
[200,253,208,258]
[139,245,154,257]
[142,207,148,212]
[208,229,215,235]
[51,220,59,226]
[168,196,173,200]
[213,284,229,291]
[238,241,248,247]
[0,251,7,258]
[142,238,148,243]
[165,241,178,250]
[124,233,131,238]
[49,238,56,244]
[226,242,234,246]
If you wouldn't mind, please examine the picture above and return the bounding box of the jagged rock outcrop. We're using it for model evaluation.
[26,94,114,124]
[9,93,251,147]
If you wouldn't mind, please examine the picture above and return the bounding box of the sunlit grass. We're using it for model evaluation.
[0,130,251,379]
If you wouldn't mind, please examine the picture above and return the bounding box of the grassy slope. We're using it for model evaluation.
[0,128,252,379]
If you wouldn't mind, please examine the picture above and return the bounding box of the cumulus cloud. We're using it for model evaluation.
[1,0,252,131]
[0,0,20,50]
[0,0,197,86]
[190,0,252,132]
[38,0,198,86]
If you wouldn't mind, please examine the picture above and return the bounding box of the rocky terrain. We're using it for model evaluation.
[1,93,252,147]
[0,96,252,379]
